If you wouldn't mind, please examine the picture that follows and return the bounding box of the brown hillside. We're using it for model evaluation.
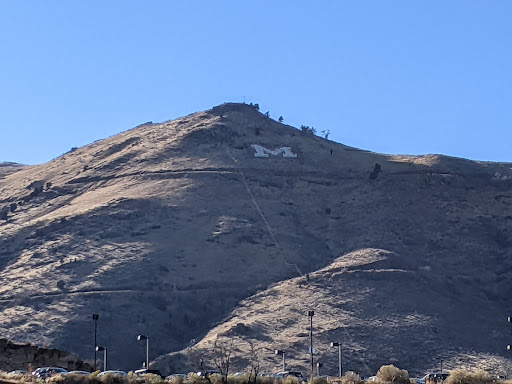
[153,249,512,377]
[0,103,511,373]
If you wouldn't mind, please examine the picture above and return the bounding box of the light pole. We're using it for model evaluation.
[316,362,323,376]
[507,317,512,352]
[308,310,315,381]
[330,342,342,377]
[275,350,286,371]
[92,314,99,371]
[96,346,107,371]
[137,334,149,369]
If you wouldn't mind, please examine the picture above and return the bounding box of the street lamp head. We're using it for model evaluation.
[137,335,149,341]
[331,342,340,347]
[92,314,99,321]
[96,346,106,352]
[508,316,512,323]
[307,310,315,317]
[275,350,284,355]
[508,345,512,351]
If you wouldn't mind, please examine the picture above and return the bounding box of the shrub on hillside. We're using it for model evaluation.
[445,370,494,384]
[342,371,364,384]
[376,365,409,384]
[369,163,382,180]
[300,125,316,135]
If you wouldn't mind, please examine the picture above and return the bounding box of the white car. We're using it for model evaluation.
[97,370,127,377]
[66,371,92,375]
[32,367,69,379]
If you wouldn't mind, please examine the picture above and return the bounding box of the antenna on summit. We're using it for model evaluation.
[243,96,246,104]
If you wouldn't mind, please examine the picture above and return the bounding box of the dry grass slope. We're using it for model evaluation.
[0,103,511,374]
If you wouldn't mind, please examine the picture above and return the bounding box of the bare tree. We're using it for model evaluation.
[187,349,212,384]
[213,336,235,384]
[247,340,262,384]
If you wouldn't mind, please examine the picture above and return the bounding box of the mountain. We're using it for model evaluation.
[0,103,511,375]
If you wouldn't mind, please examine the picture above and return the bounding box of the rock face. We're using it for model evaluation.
[0,338,91,372]
[0,103,511,374]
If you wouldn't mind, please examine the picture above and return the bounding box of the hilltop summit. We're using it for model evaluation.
[0,103,511,374]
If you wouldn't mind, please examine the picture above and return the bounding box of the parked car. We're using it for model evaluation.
[8,370,28,376]
[197,370,222,377]
[32,367,69,379]
[66,371,92,375]
[167,373,188,380]
[135,368,165,378]
[422,373,449,382]
[97,370,127,377]
[275,371,305,381]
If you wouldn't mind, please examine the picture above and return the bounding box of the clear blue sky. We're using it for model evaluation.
[1,1,511,165]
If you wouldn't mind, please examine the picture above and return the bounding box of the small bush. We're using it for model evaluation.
[187,374,206,384]
[209,374,224,384]
[300,125,316,135]
[321,130,330,140]
[141,373,165,384]
[369,163,382,180]
[99,372,139,384]
[445,370,493,384]
[0,371,37,382]
[168,376,184,384]
[342,371,363,384]
[228,375,250,384]
[47,374,101,384]
[376,365,409,384]
[311,377,327,384]
[257,376,275,384]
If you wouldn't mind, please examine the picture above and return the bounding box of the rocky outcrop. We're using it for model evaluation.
[0,339,91,372]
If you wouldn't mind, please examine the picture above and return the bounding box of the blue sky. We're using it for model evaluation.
[1,1,511,165]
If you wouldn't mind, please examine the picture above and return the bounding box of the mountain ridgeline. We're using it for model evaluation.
[0,103,511,375]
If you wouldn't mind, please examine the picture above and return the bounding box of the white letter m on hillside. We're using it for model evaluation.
[251,144,298,158]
